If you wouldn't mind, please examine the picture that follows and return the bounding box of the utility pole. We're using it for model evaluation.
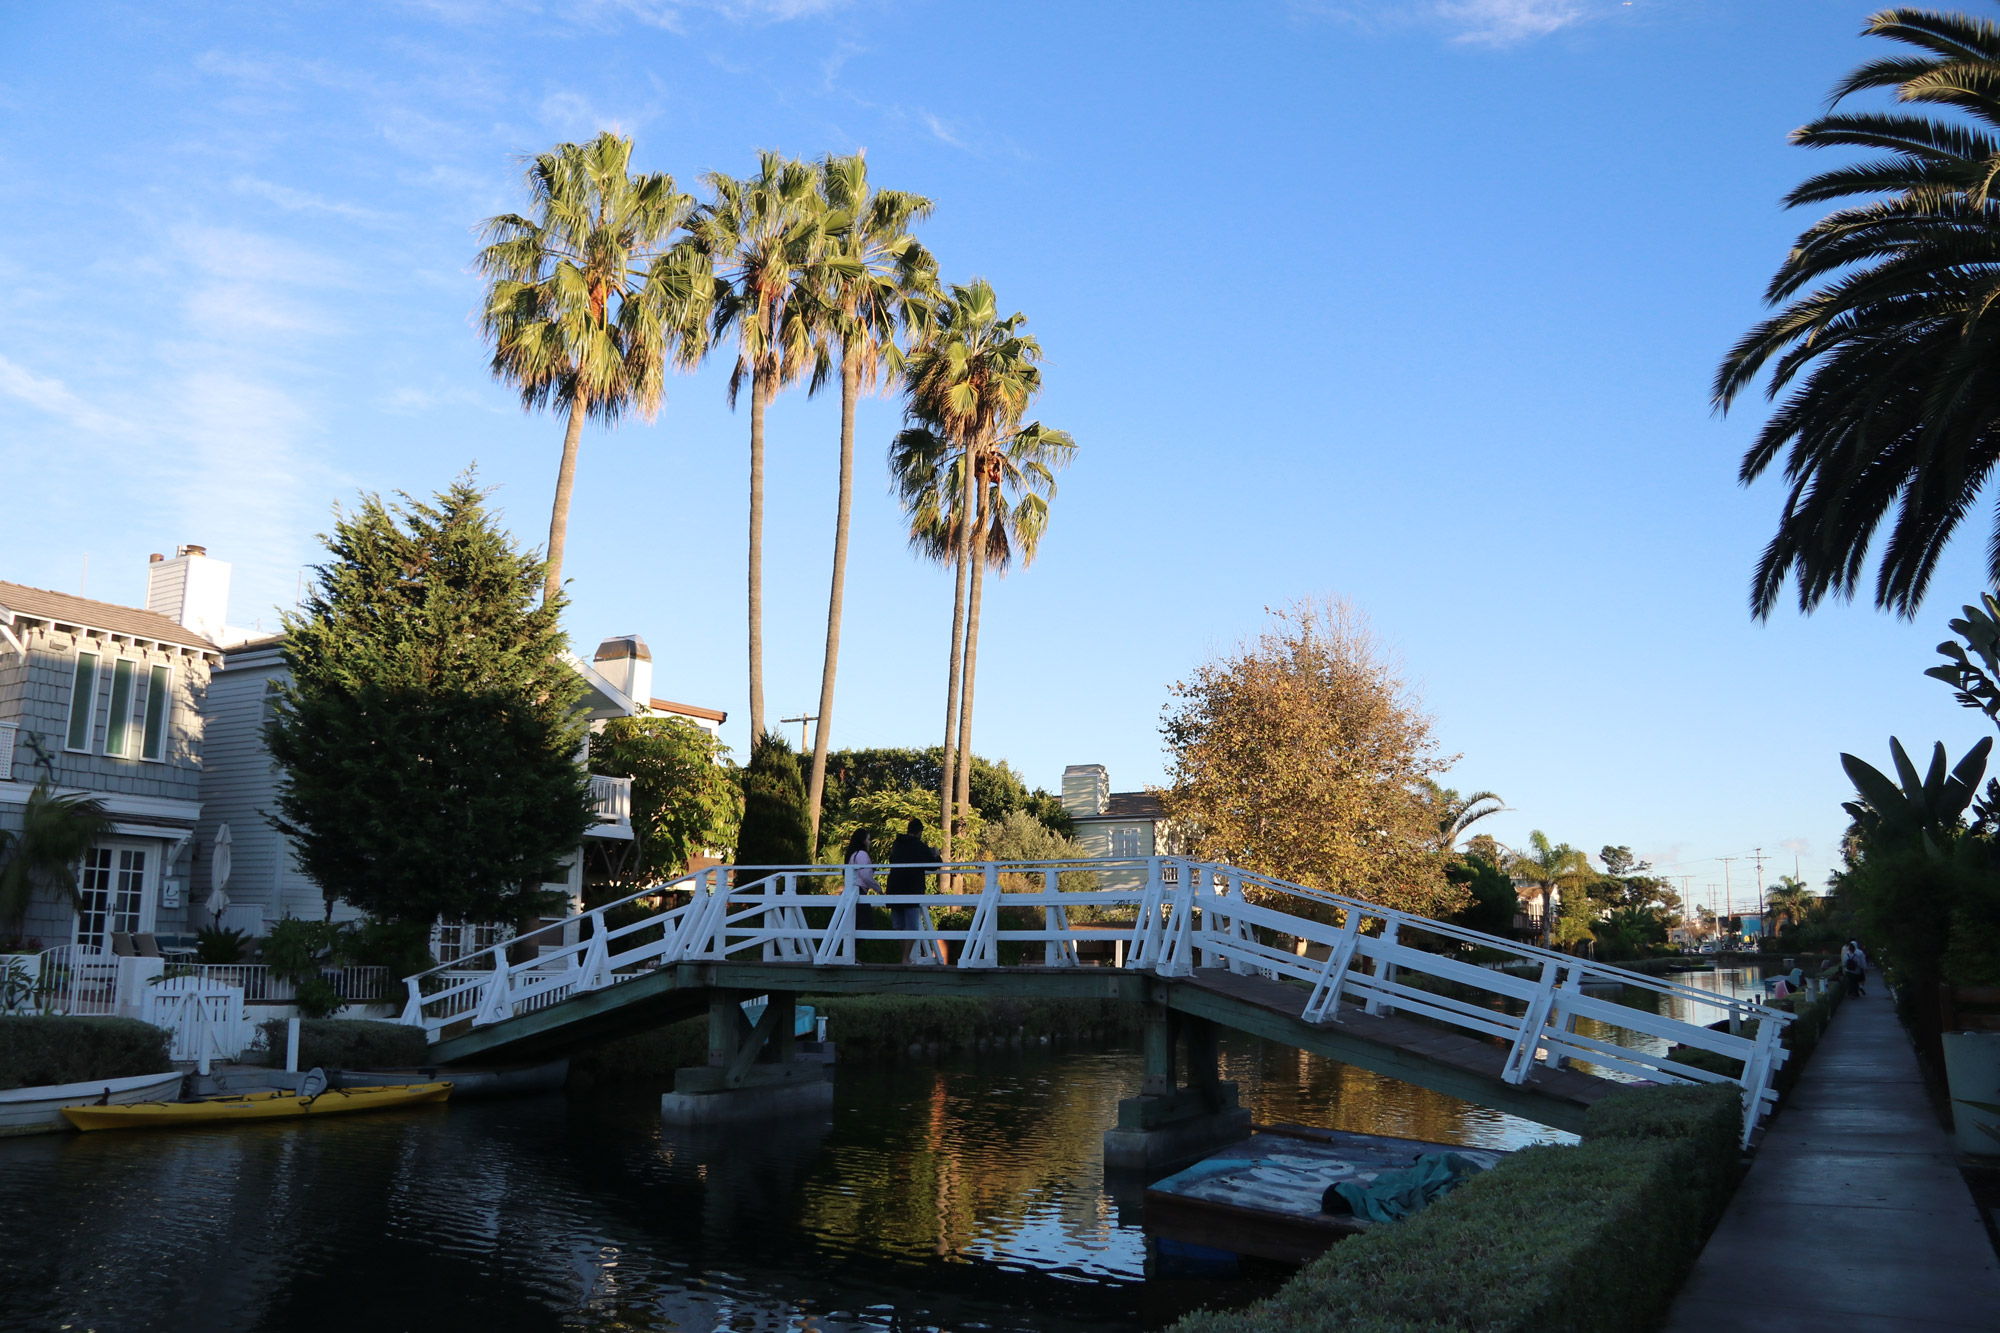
[1751,847,1768,930]
[779,713,818,754]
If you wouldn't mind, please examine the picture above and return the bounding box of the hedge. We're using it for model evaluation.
[1170,1084,1743,1333]
[571,994,1142,1084]
[255,1018,429,1071]
[0,1017,175,1091]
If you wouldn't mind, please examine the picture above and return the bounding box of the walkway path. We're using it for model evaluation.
[1665,987,2000,1331]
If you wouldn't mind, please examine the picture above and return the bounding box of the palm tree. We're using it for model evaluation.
[896,280,1050,862]
[1716,10,2000,618]
[1509,830,1591,948]
[801,153,935,852]
[1766,876,1812,933]
[685,152,827,743]
[892,413,1075,833]
[477,132,694,605]
[0,781,112,929]
[1426,782,1508,852]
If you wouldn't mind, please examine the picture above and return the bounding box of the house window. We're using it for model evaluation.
[140,665,171,761]
[65,651,99,751]
[1111,825,1145,858]
[104,659,136,757]
[76,845,149,953]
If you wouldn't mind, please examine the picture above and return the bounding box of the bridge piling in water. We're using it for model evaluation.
[661,989,832,1125]
[1104,1005,1252,1171]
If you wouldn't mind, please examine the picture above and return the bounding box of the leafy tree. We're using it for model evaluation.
[587,717,743,902]
[814,747,1068,839]
[1160,596,1460,920]
[735,731,812,871]
[1591,905,1668,962]
[892,406,1074,844]
[898,280,1051,863]
[1589,846,1682,917]
[1716,10,2000,618]
[817,785,968,874]
[802,153,934,852]
[477,131,695,604]
[1446,850,1519,938]
[267,478,594,925]
[0,781,111,929]
[685,152,827,744]
[1509,831,1592,948]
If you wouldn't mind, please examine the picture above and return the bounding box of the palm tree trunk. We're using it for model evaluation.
[807,356,860,855]
[747,365,769,745]
[1541,886,1552,948]
[953,479,988,844]
[939,444,977,868]
[543,393,588,605]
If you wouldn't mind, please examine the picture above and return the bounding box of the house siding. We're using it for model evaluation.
[0,620,213,949]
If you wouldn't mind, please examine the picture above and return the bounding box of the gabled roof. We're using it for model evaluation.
[1074,791,1166,822]
[0,580,218,654]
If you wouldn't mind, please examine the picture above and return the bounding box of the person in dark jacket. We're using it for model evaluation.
[887,817,941,964]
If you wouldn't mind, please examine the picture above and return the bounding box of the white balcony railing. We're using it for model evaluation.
[590,773,632,827]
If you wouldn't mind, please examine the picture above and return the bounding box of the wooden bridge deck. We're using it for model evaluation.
[430,961,1615,1133]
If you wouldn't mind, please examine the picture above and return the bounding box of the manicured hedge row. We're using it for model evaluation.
[255,1017,429,1071]
[0,1016,174,1091]
[1171,1084,1743,1333]
[571,994,1142,1084]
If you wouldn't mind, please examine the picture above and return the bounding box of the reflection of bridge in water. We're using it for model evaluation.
[400,858,1791,1156]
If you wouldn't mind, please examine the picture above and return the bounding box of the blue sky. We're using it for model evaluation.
[4,0,1994,908]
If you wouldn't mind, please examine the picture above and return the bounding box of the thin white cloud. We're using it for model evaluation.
[231,175,389,221]
[919,110,966,150]
[1297,0,1614,46]
[0,354,133,435]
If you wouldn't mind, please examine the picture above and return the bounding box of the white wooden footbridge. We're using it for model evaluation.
[398,858,1792,1145]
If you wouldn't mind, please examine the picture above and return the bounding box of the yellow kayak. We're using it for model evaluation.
[62,1082,452,1132]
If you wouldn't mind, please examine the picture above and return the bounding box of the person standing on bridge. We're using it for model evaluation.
[844,828,881,894]
[887,818,943,965]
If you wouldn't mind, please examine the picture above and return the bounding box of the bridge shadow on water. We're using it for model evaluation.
[0,1031,1599,1333]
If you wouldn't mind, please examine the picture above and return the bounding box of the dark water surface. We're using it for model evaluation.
[2,992,1730,1333]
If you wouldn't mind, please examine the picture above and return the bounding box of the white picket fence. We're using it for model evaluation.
[400,857,1795,1145]
[143,976,251,1066]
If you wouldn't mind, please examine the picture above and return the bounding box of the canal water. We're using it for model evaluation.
[0,967,1766,1333]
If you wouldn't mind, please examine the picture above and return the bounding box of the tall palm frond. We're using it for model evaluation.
[477,132,694,604]
[1717,7,2000,618]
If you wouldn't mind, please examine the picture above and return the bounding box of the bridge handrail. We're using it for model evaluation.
[396,855,1793,1145]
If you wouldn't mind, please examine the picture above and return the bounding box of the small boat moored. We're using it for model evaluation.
[0,1069,188,1137]
[62,1080,452,1132]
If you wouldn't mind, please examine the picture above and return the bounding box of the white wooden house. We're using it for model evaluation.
[1060,764,1181,891]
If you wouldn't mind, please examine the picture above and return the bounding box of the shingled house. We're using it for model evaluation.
[0,548,229,950]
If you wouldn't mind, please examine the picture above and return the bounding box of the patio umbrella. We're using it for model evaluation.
[205,824,232,922]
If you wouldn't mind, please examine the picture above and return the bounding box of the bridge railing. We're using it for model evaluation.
[397,856,1792,1145]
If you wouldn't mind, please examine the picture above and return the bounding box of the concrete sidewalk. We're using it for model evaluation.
[1664,985,2000,1331]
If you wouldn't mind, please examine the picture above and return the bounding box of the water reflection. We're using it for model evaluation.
[0,1032,1580,1333]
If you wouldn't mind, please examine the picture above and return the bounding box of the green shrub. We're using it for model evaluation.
[0,1017,174,1091]
[1173,1084,1742,1333]
[195,925,250,964]
[255,1018,428,1070]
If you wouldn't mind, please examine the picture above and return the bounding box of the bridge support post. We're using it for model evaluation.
[1103,1007,1250,1172]
[662,990,831,1126]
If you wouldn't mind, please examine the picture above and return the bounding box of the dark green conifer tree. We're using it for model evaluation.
[267,476,593,924]
[734,732,811,870]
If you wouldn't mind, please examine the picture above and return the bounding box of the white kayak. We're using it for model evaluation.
[0,1069,186,1137]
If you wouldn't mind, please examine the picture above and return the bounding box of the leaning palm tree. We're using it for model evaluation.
[1508,830,1590,949]
[1426,782,1508,852]
[0,781,112,929]
[1717,8,2000,618]
[683,152,827,744]
[801,153,935,851]
[897,281,1049,862]
[893,412,1075,831]
[477,131,695,605]
[1765,876,1812,933]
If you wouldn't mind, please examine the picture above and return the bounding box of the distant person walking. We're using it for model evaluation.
[887,818,943,965]
[1842,942,1865,998]
[844,828,880,894]
[1848,939,1868,997]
